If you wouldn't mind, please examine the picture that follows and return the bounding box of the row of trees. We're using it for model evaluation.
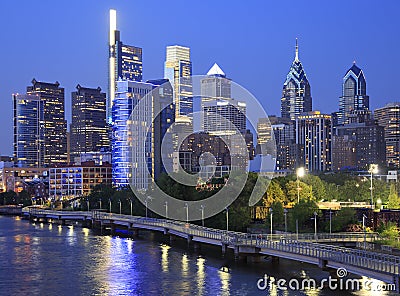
[0,190,32,207]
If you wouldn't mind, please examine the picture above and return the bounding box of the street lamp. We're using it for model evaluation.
[164,201,168,219]
[87,199,90,212]
[109,199,112,213]
[129,199,133,216]
[368,164,378,209]
[284,208,288,234]
[99,198,102,210]
[313,212,318,241]
[269,208,273,240]
[225,207,229,232]
[200,205,205,227]
[184,203,189,223]
[296,167,305,203]
[118,199,121,214]
[362,214,367,250]
[329,209,332,235]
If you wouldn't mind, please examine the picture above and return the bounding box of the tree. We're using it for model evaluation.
[285,180,312,205]
[387,183,400,209]
[329,208,358,232]
[303,175,326,201]
[289,199,318,232]
[18,190,32,207]
[263,180,285,207]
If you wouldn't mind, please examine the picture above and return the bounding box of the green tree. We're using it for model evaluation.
[285,180,312,205]
[387,183,400,209]
[263,180,285,207]
[329,208,358,232]
[271,201,284,228]
[303,175,326,201]
[289,199,318,232]
[18,190,32,207]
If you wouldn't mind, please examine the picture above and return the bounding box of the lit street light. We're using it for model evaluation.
[368,164,378,209]
[296,167,305,203]
[164,201,168,219]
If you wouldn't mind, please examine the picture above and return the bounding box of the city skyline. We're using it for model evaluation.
[1,1,400,155]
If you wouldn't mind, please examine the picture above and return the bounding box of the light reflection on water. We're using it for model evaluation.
[0,216,397,296]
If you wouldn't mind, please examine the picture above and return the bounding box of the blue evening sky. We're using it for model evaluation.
[1,0,399,155]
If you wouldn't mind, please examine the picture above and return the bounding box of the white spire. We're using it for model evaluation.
[207,63,225,76]
[295,38,299,62]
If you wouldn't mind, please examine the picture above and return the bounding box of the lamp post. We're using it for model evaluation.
[362,214,367,250]
[185,203,189,223]
[284,208,288,234]
[129,199,133,216]
[314,211,318,241]
[296,167,305,203]
[87,199,90,212]
[200,205,204,227]
[164,201,168,219]
[296,219,299,240]
[118,199,121,214]
[225,207,229,232]
[329,209,332,235]
[368,164,378,209]
[109,199,111,213]
[145,197,151,218]
[269,208,273,240]
[99,199,102,210]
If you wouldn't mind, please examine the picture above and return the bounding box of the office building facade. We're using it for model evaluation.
[22,79,67,166]
[108,9,143,121]
[375,103,400,168]
[13,94,44,167]
[164,45,192,121]
[281,40,312,120]
[296,111,332,172]
[338,63,369,125]
[70,85,110,158]
[112,79,174,188]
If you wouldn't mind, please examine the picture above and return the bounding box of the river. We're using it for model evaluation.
[0,216,396,296]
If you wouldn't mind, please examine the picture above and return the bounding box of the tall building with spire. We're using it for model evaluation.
[108,9,143,122]
[164,45,193,122]
[281,39,312,120]
[338,63,369,125]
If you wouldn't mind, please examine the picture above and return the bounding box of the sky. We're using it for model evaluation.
[1,0,399,155]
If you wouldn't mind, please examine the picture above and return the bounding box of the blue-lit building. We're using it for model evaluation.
[112,79,174,188]
[108,9,143,122]
[281,39,312,120]
[13,94,45,167]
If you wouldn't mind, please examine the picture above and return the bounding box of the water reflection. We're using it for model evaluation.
[161,244,170,273]
[197,257,205,295]
[218,267,231,296]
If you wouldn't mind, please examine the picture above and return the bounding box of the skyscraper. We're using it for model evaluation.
[26,79,67,166]
[375,102,400,169]
[281,39,312,120]
[338,62,369,125]
[70,85,110,158]
[296,111,332,172]
[108,9,143,122]
[112,79,174,188]
[13,94,44,167]
[164,45,192,121]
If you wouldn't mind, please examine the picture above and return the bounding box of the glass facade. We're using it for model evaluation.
[281,40,312,120]
[24,79,67,166]
[13,94,44,167]
[338,63,369,125]
[108,10,143,122]
[112,79,174,189]
[164,45,193,122]
[70,85,110,158]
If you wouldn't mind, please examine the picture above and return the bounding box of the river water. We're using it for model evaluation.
[0,216,396,296]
